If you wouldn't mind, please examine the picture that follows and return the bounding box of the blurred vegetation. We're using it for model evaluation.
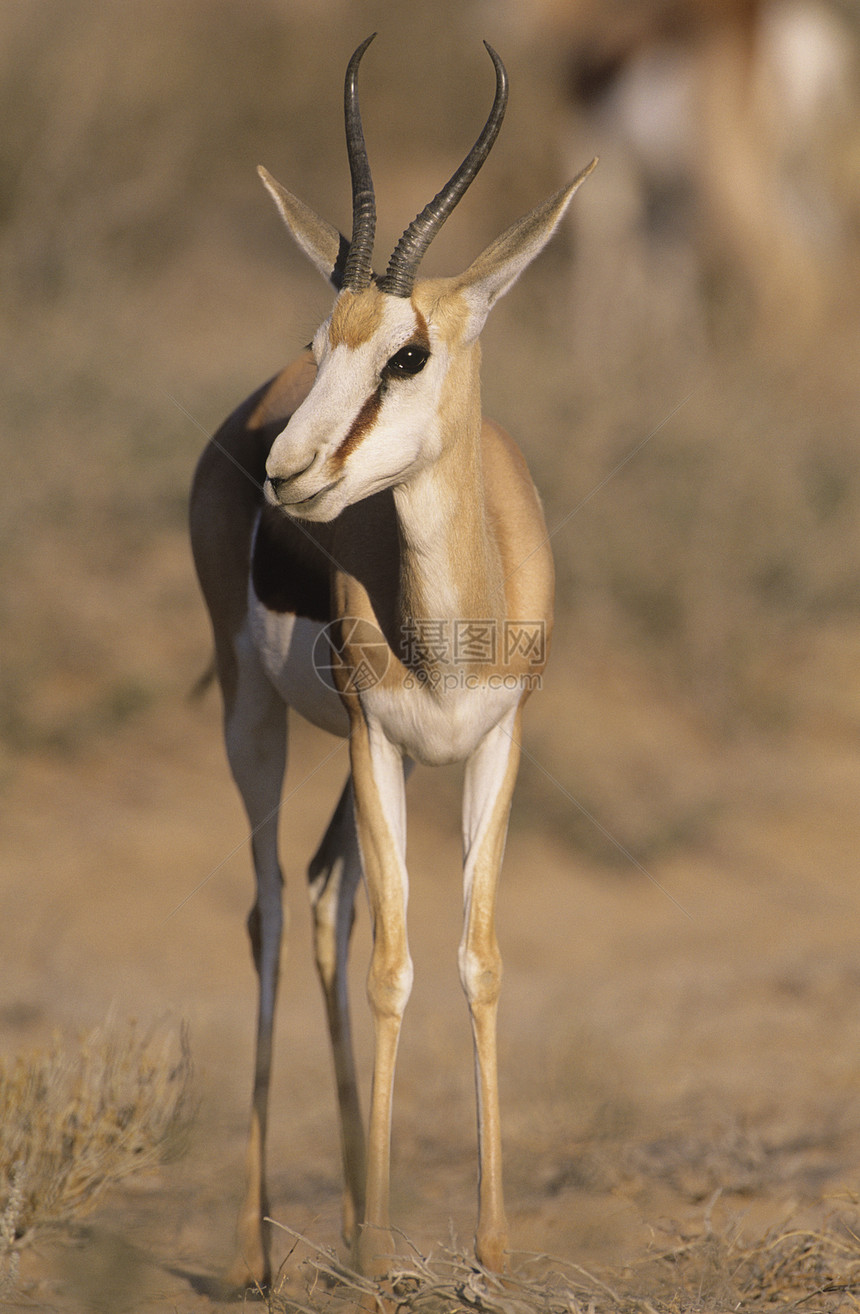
[0,1020,191,1278]
[1,0,860,842]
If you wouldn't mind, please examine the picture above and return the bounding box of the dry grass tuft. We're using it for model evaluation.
[0,1019,192,1272]
[627,1202,860,1312]
[263,1225,616,1314]
[259,1207,860,1313]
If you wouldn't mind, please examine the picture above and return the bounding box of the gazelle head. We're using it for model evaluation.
[260,35,596,523]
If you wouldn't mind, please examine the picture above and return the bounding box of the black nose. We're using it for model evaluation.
[266,455,316,497]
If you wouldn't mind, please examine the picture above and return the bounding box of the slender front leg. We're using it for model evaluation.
[459,706,522,1272]
[347,716,412,1278]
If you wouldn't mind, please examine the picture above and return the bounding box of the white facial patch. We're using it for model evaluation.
[266,296,448,520]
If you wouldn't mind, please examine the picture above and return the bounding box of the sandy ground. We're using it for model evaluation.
[4,607,860,1311]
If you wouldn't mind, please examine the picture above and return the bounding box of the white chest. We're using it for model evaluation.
[249,588,521,765]
[360,676,520,766]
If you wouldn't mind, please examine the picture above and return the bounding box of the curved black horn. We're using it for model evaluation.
[340,34,377,291]
[379,42,508,298]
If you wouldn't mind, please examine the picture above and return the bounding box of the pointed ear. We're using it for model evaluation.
[258,165,350,288]
[455,157,597,340]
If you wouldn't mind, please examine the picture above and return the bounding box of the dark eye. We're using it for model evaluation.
[384,345,430,379]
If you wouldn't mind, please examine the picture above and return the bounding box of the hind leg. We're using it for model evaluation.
[220,632,288,1289]
[308,778,367,1243]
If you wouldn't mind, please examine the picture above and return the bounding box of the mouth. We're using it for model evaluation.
[267,476,343,516]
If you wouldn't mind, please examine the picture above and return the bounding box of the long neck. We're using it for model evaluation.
[393,351,505,643]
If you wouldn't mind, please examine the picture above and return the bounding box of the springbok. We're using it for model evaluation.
[190,34,595,1287]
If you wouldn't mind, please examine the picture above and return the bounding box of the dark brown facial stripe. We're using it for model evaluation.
[329,385,382,471]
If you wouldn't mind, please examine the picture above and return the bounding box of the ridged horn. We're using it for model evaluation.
[379,42,508,298]
[340,34,378,291]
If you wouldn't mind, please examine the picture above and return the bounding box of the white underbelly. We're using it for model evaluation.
[248,591,350,738]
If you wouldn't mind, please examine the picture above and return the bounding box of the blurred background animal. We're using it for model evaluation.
[502,0,858,342]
